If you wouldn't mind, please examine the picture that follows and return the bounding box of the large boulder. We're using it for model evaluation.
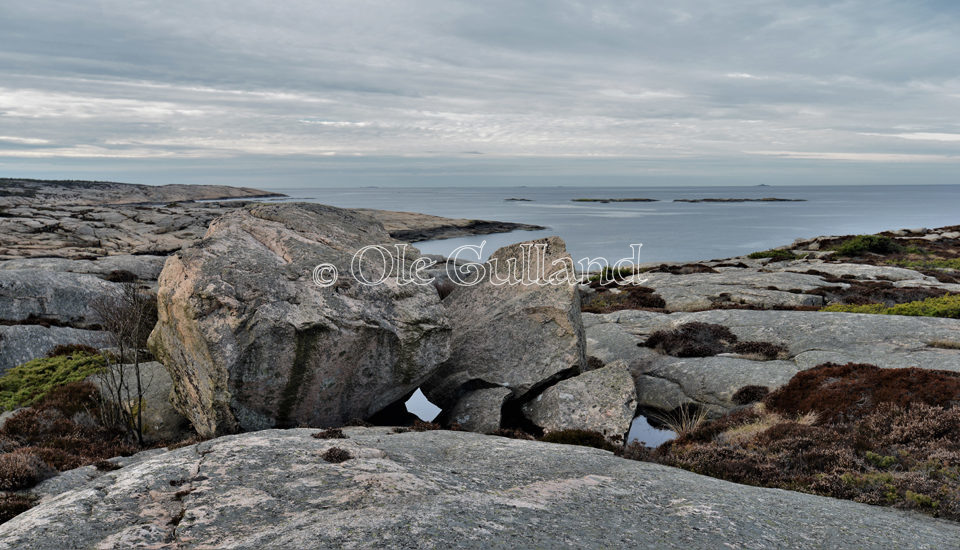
[423,237,587,428]
[522,360,637,444]
[148,203,450,437]
[2,429,959,548]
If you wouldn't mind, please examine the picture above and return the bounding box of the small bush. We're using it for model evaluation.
[643,322,738,357]
[747,249,798,261]
[0,352,105,410]
[0,493,37,524]
[322,447,353,463]
[487,428,536,440]
[833,235,900,256]
[539,429,618,452]
[822,294,960,319]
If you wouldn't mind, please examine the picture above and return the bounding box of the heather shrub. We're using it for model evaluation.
[643,322,738,357]
[0,451,55,490]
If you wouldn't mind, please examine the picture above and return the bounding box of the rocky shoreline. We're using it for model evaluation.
[0,180,959,546]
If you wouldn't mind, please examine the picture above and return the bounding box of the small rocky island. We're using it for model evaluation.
[0,179,959,547]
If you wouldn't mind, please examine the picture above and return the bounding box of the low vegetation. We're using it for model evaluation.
[821,294,960,318]
[642,322,788,360]
[0,382,135,523]
[832,234,901,257]
[0,351,105,411]
[622,363,960,521]
[581,286,666,314]
[747,249,798,261]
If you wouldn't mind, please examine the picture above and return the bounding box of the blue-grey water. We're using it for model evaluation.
[273,184,960,264]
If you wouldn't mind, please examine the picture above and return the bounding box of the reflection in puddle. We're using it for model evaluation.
[627,415,676,447]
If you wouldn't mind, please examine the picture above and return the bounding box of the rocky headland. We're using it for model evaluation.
[0,179,959,547]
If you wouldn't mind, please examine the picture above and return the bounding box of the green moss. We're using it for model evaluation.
[822,294,960,319]
[0,352,105,410]
[832,234,900,257]
[747,249,798,261]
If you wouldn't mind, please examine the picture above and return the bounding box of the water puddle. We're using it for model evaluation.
[627,415,676,447]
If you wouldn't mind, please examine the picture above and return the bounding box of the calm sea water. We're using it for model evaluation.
[272,184,960,264]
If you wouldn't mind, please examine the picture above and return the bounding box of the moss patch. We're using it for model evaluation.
[0,352,105,411]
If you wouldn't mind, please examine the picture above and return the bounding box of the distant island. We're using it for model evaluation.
[572,198,658,203]
[504,197,533,201]
[674,197,805,203]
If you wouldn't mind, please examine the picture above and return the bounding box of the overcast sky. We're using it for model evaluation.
[1,1,959,187]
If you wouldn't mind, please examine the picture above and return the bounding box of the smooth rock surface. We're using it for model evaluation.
[522,361,637,443]
[423,237,586,410]
[148,203,451,437]
[0,255,166,281]
[2,428,959,549]
[0,270,120,328]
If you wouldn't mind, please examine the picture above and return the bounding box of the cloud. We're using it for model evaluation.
[0,1,958,184]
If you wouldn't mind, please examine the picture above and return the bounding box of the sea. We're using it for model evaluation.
[265,183,960,444]
[267,184,960,266]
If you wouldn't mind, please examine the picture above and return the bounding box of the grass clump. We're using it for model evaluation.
[822,294,960,319]
[0,352,105,411]
[832,234,900,257]
[747,249,798,261]
[928,340,960,350]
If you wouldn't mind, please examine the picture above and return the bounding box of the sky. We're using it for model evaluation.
[0,0,959,188]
